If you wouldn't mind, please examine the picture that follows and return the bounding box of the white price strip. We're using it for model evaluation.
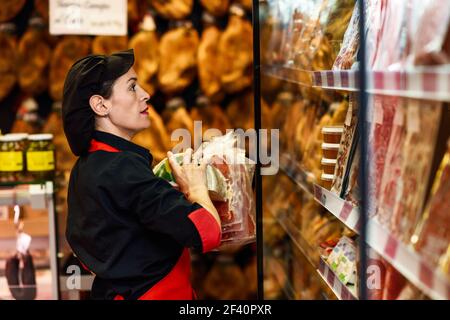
[50,0,127,36]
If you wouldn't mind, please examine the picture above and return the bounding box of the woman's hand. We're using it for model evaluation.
[167,148,221,228]
[167,148,208,201]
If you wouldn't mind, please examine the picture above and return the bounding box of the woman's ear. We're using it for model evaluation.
[89,95,111,116]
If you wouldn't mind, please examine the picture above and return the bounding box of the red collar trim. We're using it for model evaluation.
[88,139,120,153]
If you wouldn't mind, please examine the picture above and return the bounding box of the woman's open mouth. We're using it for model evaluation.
[140,107,149,115]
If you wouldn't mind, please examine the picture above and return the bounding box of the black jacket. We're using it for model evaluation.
[66,131,220,299]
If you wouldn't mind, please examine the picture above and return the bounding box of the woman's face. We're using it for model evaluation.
[105,67,150,137]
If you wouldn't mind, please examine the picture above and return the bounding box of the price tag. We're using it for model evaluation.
[50,0,127,36]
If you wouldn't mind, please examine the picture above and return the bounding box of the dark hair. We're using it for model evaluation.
[98,79,115,99]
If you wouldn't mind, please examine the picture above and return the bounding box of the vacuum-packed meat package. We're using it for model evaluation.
[390,100,442,241]
[372,0,409,70]
[377,100,407,229]
[333,2,360,70]
[412,139,450,266]
[408,0,450,66]
[367,95,397,216]
[153,133,256,247]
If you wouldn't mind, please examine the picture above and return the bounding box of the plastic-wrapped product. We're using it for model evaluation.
[407,0,450,66]
[367,95,397,215]
[154,133,256,247]
[333,2,360,70]
[377,100,407,229]
[412,139,450,266]
[390,100,442,241]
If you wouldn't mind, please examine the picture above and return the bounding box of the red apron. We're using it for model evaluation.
[89,139,195,300]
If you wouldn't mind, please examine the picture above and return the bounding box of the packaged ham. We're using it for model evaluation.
[154,133,256,247]
[331,94,358,196]
[17,18,51,95]
[0,23,17,102]
[411,139,450,266]
[371,0,409,70]
[200,0,229,17]
[333,2,360,70]
[197,133,256,247]
[150,0,193,20]
[158,22,199,94]
[408,0,450,66]
[219,5,253,94]
[365,0,387,68]
[49,36,91,101]
[198,13,223,102]
[0,0,25,22]
[367,95,397,216]
[128,13,160,97]
[377,100,407,228]
[390,100,442,241]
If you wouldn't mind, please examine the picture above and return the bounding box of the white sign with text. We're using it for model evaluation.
[50,0,127,36]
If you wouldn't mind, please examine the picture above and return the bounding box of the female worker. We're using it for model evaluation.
[62,49,221,300]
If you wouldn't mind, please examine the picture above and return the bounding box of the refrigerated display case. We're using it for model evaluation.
[255,0,450,300]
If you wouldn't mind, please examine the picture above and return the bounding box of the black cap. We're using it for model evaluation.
[62,49,134,156]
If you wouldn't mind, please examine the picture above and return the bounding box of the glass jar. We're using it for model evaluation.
[0,133,28,183]
[26,134,55,181]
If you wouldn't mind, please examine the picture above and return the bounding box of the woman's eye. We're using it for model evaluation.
[130,84,136,92]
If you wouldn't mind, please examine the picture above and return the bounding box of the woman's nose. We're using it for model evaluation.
[141,88,150,102]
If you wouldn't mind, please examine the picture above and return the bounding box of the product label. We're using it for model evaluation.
[26,151,55,172]
[0,151,23,172]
